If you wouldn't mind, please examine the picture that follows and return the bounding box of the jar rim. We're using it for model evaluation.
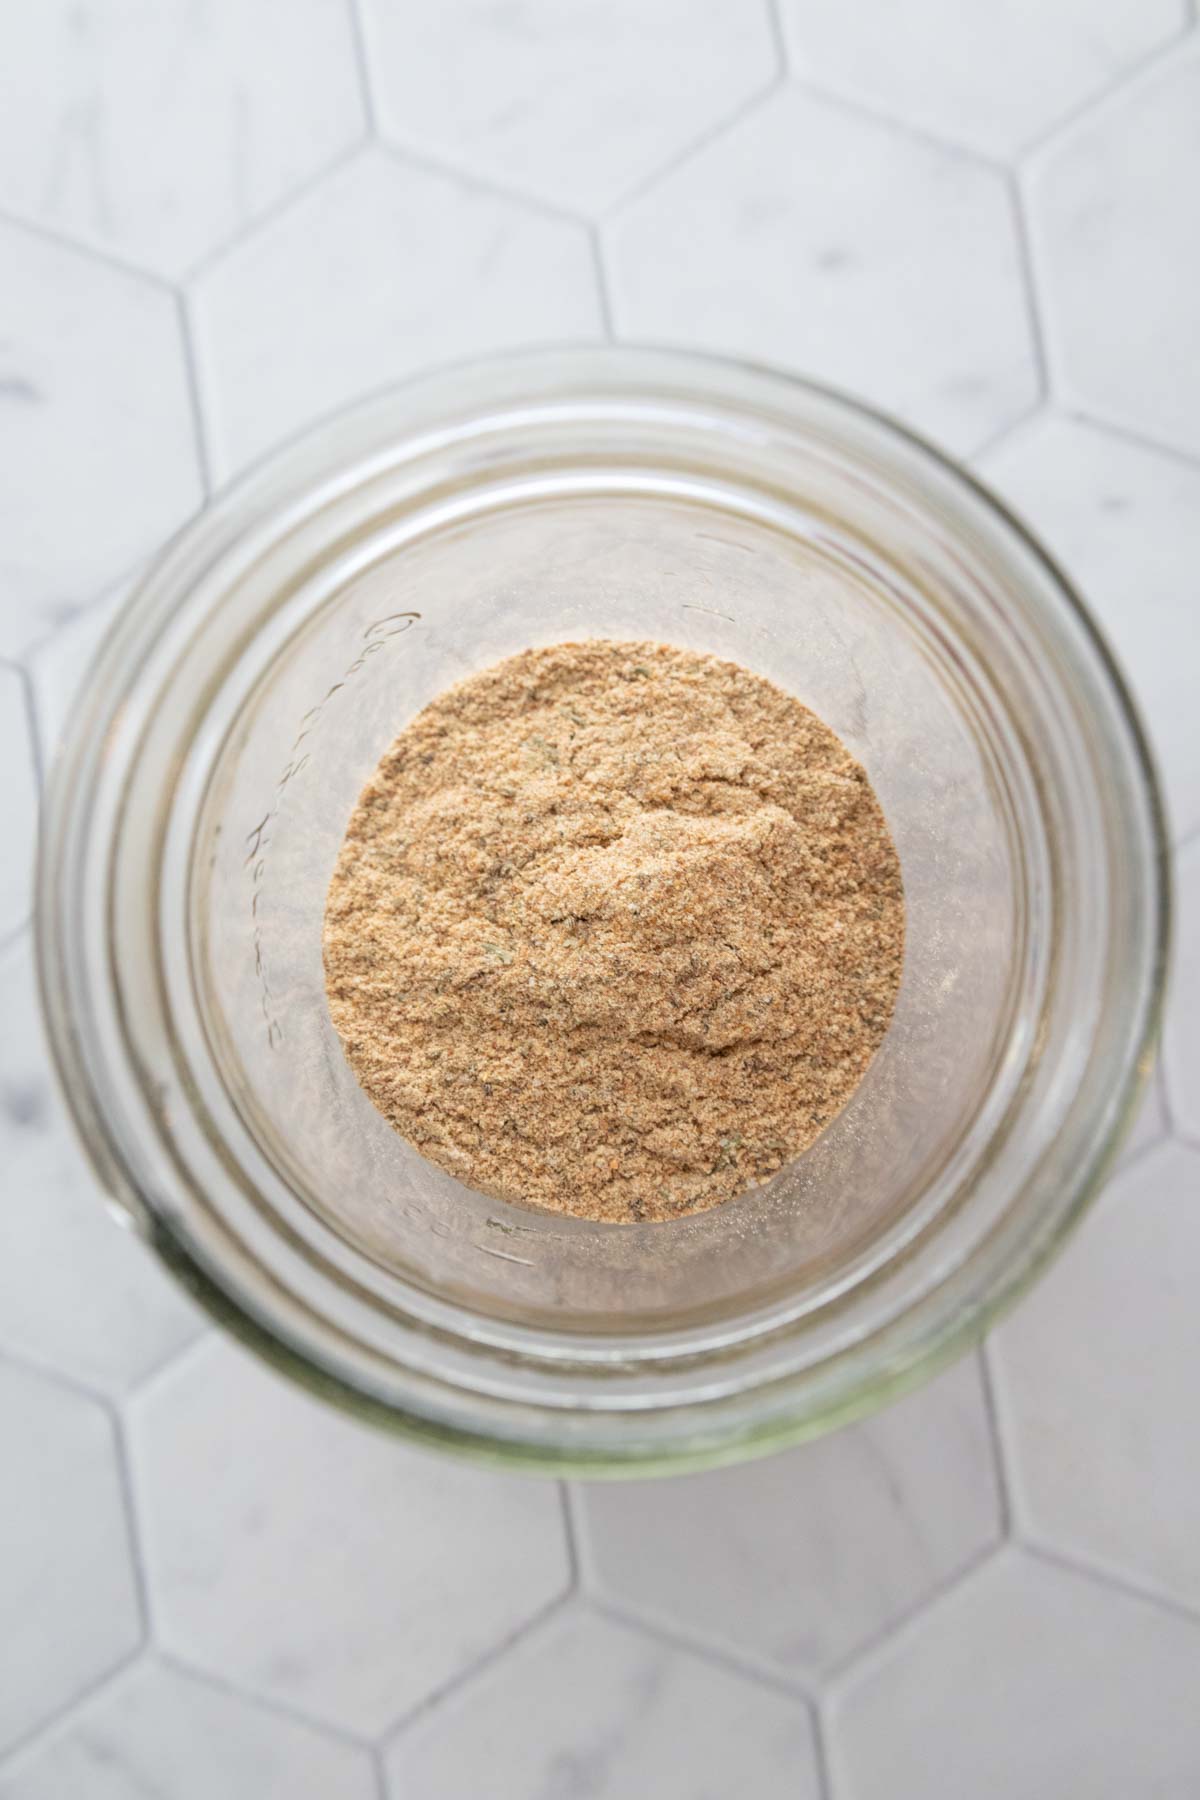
[36,345,1170,1475]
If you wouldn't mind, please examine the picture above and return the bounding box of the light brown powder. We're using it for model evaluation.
[323,640,904,1223]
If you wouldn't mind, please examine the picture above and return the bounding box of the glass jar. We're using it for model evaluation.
[36,348,1168,1474]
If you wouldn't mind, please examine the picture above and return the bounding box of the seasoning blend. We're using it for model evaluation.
[324,641,903,1223]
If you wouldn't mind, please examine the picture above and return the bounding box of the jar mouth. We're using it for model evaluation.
[37,346,1169,1475]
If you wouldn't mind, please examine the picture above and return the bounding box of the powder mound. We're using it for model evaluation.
[323,640,904,1223]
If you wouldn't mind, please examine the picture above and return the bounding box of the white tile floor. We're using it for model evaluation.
[1026,42,1200,458]
[0,1,366,282]
[190,148,600,476]
[0,220,201,655]
[980,414,1200,839]
[578,1357,1002,1681]
[2,3,1198,1794]
[607,86,1038,454]
[129,1338,571,1737]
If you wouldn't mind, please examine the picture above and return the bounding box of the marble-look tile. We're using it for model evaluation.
[0,939,203,1394]
[360,0,777,216]
[24,575,133,772]
[991,1141,1200,1610]
[606,87,1037,457]
[1164,836,1200,1142]
[781,0,1186,157]
[0,222,200,658]
[0,1661,376,1800]
[0,1,364,279]
[386,1609,819,1800]
[128,1336,570,1737]
[978,413,1200,842]
[190,148,601,480]
[0,666,37,941]
[579,1356,1001,1679]
[1027,44,1200,457]
[831,1550,1200,1799]
[0,1360,140,1757]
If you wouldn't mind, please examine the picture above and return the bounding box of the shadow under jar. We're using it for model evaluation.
[37,348,1168,1475]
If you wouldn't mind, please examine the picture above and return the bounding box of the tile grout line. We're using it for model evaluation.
[974,397,1200,481]
[153,1648,379,1755]
[1063,405,1200,476]
[112,1405,156,1650]
[967,397,1047,466]
[764,0,791,78]
[182,137,370,286]
[0,1668,145,1775]
[374,135,589,230]
[355,70,799,235]
[0,918,31,959]
[977,1340,1015,1539]
[0,204,176,292]
[3,1554,393,1774]
[370,1743,390,1800]
[809,1695,836,1800]
[1018,24,1200,168]
[0,914,31,957]
[377,1585,576,1749]
[0,1646,144,1776]
[16,657,47,801]
[557,1479,582,1594]
[1006,165,1053,407]
[977,1324,1030,1547]
[587,225,617,341]
[2,662,40,956]
[17,553,151,675]
[0,1340,114,1410]
[590,1592,833,1793]
[125,1328,217,1406]
[1114,1108,1175,1178]
[821,1536,1007,1696]
[1152,1055,1179,1144]
[175,290,216,502]
[599,71,789,220]
[346,0,379,135]
[1019,1538,1200,1632]
[588,1592,814,1704]
[787,71,1009,172]
[562,1480,598,1593]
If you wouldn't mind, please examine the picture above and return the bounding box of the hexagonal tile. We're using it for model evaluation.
[0,666,37,942]
[1164,836,1200,1142]
[0,222,200,657]
[385,1608,819,1800]
[578,1355,1001,1679]
[190,148,601,480]
[0,1360,140,1756]
[128,1336,570,1737]
[991,1141,1200,1610]
[0,1661,376,1800]
[1027,43,1200,456]
[606,88,1037,456]
[830,1551,1200,1799]
[0,939,203,1395]
[25,574,132,773]
[0,0,364,279]
[780,0,1186,158]
[359,0,777,216]
[978,414,1200,841]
